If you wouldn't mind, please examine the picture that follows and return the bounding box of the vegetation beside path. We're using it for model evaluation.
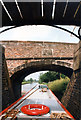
[22,71,70,100]
[39,71,70,100]
[22,78,37,85]
[48,77,70,100]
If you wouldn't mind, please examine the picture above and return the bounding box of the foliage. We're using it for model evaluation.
[22,78,37,85]
[48,77,70,100]
[22,81,31,85]
[60,73,66,79]
[23,79,27,82]
[39,71,60,83]
[28,78,33,83]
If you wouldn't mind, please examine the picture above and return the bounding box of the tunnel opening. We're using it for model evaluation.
[10,60,73,101]
[1,26,80,119]
[0,0,80,118]
[21,70,70,101]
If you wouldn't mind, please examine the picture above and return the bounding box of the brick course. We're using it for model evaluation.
[0,41,76,77]
[1,41,80,119]
[0,41,76,58]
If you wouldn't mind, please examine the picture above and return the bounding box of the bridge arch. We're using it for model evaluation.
[10,59,73,100]
[0,25,80,39]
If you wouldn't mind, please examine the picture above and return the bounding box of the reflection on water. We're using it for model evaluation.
[21,83,38,95]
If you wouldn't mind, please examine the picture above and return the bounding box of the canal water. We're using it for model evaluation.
[21,82,38,94]
[15,83,73,120]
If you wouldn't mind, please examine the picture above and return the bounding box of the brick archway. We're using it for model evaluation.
[10,59,73,100]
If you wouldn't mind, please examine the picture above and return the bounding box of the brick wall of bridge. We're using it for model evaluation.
[0,41,80,118]
[61,41,81,120]
[0,41,76,77]
[1,41,76,58]
[1,46,15,110]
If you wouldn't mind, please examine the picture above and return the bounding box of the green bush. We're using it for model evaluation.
[48,77,70,100]
[22,81,32,85]
[39,71,60,83]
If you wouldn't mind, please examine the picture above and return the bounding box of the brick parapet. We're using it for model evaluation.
[0,41,77,59]
[0,41,76,77]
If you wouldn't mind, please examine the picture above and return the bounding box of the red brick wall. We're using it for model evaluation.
[2,47,15,110]
[1,41,76,58]
[61,41,81,120]
[0,41,77,76]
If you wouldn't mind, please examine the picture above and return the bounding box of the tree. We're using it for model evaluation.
[27,78,33,83]
[23,79,27,82]
[60,73,66,79]
[39,71,60,83]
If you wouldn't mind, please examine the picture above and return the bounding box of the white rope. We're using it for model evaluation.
[63,0,69,17]
[0,0,13,21]
[15,0,23,19]
[41,0,44,17]
[52,0,56,19]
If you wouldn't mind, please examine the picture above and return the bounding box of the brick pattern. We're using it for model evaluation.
[1,41,80,116]
[7,59,73,77]
[0,41,76,58]
[11,59,73,77]
[61,41,81,120]
[0,41,76,77]
[2,47,15,110]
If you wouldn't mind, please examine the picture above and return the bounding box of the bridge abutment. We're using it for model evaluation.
[0,41,80,119]
[61,41,81,120]
[1,46,15,110]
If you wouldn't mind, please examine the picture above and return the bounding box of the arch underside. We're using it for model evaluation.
[1,1,81,38]
[10,61,73,100]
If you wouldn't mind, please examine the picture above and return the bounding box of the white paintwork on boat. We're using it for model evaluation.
[16,84,66,119]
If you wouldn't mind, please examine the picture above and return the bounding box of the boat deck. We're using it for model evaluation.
[0,84,74,120]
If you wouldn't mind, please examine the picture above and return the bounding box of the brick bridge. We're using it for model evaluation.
[1,41,76,98]
[1,41,81,120]
[1,41,76,77]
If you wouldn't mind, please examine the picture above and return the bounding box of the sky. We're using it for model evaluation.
[25,71,48,81]
[0,25,79,43]
[0,25,79,81]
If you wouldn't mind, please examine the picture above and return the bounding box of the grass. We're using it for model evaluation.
[22,81,32,85]
[48,77,70,100]
[40,82,48,85]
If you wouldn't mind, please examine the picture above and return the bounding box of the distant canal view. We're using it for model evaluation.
[21,71,70,100]
[21,83,38,95]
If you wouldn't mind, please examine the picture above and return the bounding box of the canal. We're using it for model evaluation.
[21,82,38,95]
[0,83,74,119]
